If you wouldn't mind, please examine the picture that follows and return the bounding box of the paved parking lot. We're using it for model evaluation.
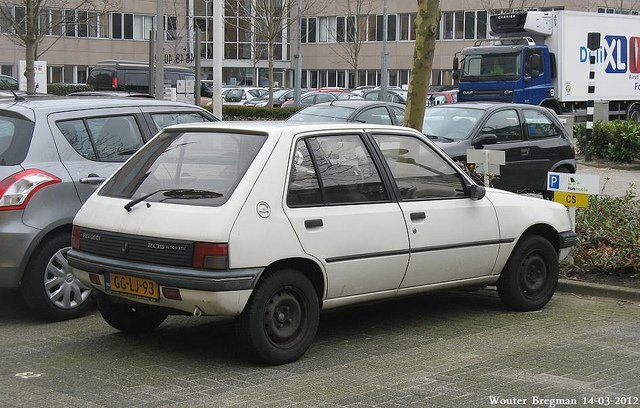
[1,288,639,407]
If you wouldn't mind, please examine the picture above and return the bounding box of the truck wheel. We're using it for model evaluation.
[497,235,559,311]
[236,269,319,365]
[21,233,95,321]
[97,293,167,333]
[627,104,640,122]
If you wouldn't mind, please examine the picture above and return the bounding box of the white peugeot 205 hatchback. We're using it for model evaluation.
[68,122,577,365]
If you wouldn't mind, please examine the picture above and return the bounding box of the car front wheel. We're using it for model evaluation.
[21,233,95,321]
[497,235,559,311]
[236,269,319,365]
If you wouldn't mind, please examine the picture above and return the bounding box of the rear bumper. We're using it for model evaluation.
[0,211,39,288]
[67,249,263,316]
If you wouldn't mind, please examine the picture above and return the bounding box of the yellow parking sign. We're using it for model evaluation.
[554,192,589,208]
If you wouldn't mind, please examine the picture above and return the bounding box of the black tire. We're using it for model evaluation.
[497,235,559,311]
[21,233,95,321]
[236,269,319,365]
[627,103,640,122]
[97,293,167,333]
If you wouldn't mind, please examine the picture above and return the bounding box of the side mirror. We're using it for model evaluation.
[468,183,486,201]
[453,55,459,71]
[472,133,498,148]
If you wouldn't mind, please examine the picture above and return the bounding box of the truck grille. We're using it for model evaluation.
[76,228,193,267]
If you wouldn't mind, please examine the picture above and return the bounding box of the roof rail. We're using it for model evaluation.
[473,36,536,46]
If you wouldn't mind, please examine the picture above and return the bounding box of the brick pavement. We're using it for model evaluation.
[1,288,639,407]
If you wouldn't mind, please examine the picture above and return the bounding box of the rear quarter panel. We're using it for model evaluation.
[229,131,311,270]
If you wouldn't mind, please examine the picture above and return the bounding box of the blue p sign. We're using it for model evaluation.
[549,174,560,190]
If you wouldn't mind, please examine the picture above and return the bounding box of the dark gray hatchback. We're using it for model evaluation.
[0,95,217,321]
[423,102,576,193]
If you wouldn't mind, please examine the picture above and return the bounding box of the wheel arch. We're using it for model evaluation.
[261,257,325,305]
[19,223,73,283]
[518,224,561,253]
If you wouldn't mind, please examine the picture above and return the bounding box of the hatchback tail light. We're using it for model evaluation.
[71,226,80,249]
[112,77,118,89]
[193,243,228,270]
[0,169,61,211]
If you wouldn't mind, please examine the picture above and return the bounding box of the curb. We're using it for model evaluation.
[557,279,640,302]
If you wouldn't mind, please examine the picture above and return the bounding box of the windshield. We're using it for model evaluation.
[288,105,355,122]
[99,130,267,207]
[459,52,521,81]
[422,107,485,140]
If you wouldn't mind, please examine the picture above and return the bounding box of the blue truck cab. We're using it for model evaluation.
[455,13,560,113]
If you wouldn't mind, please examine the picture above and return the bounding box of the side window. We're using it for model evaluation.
[150,112,209,131]
[524,48,544,76]
[287,140,323,207]
[355,107,392,125]
[524,109,561,139]
[481,109,522,142]
[315,93,335,104]
[86,115,144,161]
[373,134,465,200]
[287,134,389,207]
[57,120,97,160]
[390,106,405,124]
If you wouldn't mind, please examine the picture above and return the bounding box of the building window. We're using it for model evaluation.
[112,12,122,39]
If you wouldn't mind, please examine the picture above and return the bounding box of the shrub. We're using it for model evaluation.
[573,120,640,162]
[209,105,301,121]
[568,192,640,274]
[47,83,93,96]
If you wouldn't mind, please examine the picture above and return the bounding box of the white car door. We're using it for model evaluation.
[284,133,409,299]
[371,133,501,287]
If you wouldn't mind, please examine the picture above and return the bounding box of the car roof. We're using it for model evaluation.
[311,100,405,109]
[163,120,418,137]
[0,96,208,120]
[428,101,554,112]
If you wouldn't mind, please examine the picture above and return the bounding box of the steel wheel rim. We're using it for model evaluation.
[263,287,306,348]
[44,247,92,309]
[519,252,548,296]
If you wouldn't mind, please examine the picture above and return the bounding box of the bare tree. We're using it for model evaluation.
[475,0,548,13]
[0,0,115,93]
[404,0,440,131]
[327,0,378,88]
[236,0,322,106]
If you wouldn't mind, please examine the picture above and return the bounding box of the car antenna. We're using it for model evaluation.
[1,79,25,101]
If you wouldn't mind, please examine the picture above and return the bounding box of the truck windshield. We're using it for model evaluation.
[460,52,521,81]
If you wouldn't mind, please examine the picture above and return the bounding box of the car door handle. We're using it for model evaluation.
[410,212,426,221]
[521,147,530,156]
[79,174,106,184]
[304,219,323,228]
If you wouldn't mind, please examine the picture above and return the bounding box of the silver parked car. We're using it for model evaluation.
[0,95,217,321]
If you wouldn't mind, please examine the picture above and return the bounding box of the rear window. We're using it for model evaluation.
[99,130,267,207]
[288,106,354,122]
[0,112,35,166]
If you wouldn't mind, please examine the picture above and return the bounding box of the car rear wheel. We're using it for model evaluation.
[236,269,319,365]
[497,235,559,311]
[97,293,167,333]
[21,233,95,321]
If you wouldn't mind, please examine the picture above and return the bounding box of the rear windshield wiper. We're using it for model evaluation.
[124,189,223,212]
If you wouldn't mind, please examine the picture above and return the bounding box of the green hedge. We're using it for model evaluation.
[568,192,640,275]
[208,105,302,121]
[47,83,93,96]
[574,120,640,162]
